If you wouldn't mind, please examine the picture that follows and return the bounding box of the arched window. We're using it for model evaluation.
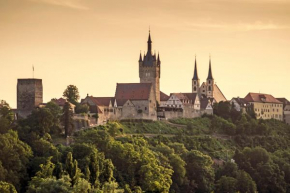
[208,86,211,91]
[194,86,196,91]
[209,80,211,84]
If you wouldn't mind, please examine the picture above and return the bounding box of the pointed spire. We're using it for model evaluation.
[207,55,214,80]
[147,30,152,54]
[139,51,142,62]
[157,52,160,62]
[193,55,199,80]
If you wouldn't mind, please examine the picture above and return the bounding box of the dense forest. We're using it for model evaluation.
[1,99,290,193]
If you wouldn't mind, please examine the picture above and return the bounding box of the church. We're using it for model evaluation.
[81,31,227,124]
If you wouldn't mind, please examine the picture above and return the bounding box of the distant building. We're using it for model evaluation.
[276,98,290,125]
[17,79,43,118]
[244,93,283,121]
[230,97,248,113]
[192,56,227,103]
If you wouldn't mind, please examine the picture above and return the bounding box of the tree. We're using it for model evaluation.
[45,101,62,134]
[236,170,257,193]
[63,85,80,105]
[183,150,215,193]
[0,130,32,191]
[0,181,17,193]
[75,104,89,114]
[65,152,81,186]
[62,102,74,137]
[216,176,237,193]
[0,100,14,134]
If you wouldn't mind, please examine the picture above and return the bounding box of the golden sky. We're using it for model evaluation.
[0,0,290,108]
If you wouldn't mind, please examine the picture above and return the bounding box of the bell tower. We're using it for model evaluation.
[139,31,161,103]
[206,56,214,98]
[192,56,200,94]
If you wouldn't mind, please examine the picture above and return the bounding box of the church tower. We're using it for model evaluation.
[192,56,200,94]
[206,56,214,98]
[139,31,161,103]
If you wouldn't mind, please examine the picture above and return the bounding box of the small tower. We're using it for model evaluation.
[139,31,160,103]
[206,56,214,98]
[17,79,43,118]
[192,56,200,94]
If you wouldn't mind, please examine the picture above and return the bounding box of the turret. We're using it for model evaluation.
[139,31,161,103]
[206,56,214,97]
[192,56,200,94]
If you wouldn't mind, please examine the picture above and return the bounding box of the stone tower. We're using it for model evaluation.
[206,57,214,98]
[139,31,161,104]
[17,79,43,118]
[192,56,200,94]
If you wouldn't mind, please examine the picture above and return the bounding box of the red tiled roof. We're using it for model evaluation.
[115,83,152,101]
[244,93,282,104]
[160,91,170,101]
[52,98,67,106]
[90,97,115,107]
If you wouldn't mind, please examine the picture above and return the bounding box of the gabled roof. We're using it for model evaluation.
[232,97,248,106]
[200,98,212,109]
[276,98,290,105]
[169,93,198,104]
[52,98,67,106]
[90,97,115,107]
[244,93,282,104]
[160,91,170,101]
[115,83,152,101]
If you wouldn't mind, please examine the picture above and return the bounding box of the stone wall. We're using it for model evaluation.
[17,79,43,118]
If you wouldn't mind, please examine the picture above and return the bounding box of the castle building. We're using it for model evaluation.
[244,93,283,121]
[193,57,227,103]
[17,79,43,118]
[139,31,161,104]
[80,31,226,124]
[276,98,290,124]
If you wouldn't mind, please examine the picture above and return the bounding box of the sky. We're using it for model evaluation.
[0,0,289,108]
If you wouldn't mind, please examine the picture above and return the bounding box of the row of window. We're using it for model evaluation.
[255,108,280,112]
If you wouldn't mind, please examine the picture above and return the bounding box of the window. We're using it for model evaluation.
[208,86,211,91]
[194,86,197,91]
[209,80,211,84]
[145,107,147,110]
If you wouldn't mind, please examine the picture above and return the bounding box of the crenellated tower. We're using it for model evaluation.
[206,56,214,98]
[192,56,200,94]
[139,31,161,104]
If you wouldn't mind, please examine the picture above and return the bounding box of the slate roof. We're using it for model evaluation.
[170,93,198,104]
[160,91,170,101]
[244,93,282,104]
[200,98,211,109]
[232,97,248,106]
[276,98,290,105]
[115,83,152,101]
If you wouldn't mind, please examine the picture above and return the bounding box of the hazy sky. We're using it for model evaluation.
[1,0,290,108]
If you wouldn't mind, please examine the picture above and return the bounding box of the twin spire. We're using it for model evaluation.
[193,55,214,80]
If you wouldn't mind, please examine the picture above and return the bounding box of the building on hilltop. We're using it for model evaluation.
[244,92,283,121]
[192,56,227,103]
[81,83,157,124]
[139,31,161,104]
[17,79,43,118]
[230,97,248,113]
[276,98,290,124]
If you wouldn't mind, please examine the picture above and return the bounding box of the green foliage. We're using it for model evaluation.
[216,176,237,193]
[63,85,80,105]
[0,181,17,193]
[62,102,74,137]
[0,130,32,191]
[0,100,14,134]
[75,103,89,114]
